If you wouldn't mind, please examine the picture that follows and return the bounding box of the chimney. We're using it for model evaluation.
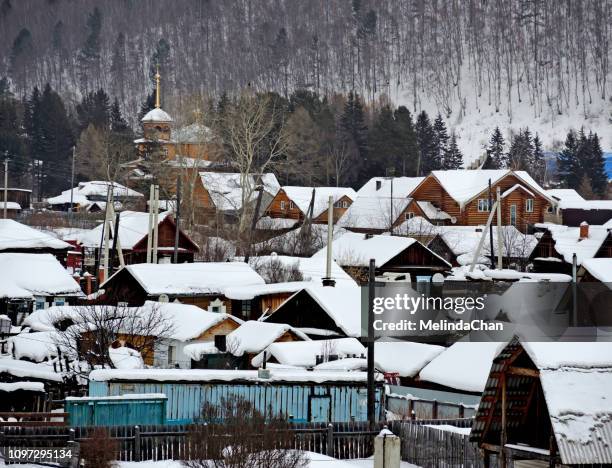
[579,221,589,240]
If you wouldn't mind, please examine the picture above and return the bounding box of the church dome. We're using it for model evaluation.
[141,107,173,123]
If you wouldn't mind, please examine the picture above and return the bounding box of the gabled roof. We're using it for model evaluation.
[581,257,612,284]
[79,211,193,251]
[546,189,585,206]
[0,253,83,299]
[339,176,424,229]
[416,170,552,209]
[102,262,265,296]
[279,186,357,218]
[534,223,610,265]
[312,231,451,268]
[47,181,143,206]
[0,220,71,252]
[225,320,310,356]
[200,172,280,212]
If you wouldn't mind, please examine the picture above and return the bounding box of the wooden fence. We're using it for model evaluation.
[1,419,492,467]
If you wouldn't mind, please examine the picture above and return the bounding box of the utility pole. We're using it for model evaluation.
[70,146,76,214]
[367,258,376,428]
[109,211,121,275]
[496,187,503,269]
[488,179,495,267]
[244,174,264,264]
[3,156,9,220]
[173,176,182,264]
[146,185,154,263]
[386,168,395,234]
[152,185,159,264]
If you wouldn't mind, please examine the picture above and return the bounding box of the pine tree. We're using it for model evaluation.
[557,129,580,189]
[583,132,607,197]
[0,77,27,181]
[507,128,533,171]
[138,89,156,123]
[433,114,449,167]
[531,134,546,184]
[76,89,110,131]
[149,38,171,83]
[78,7,102,92]
[368,104,399,175]
[577,174,596,199]
[484,127,506,169]
[338,91,368,185]
[394,106,418,176]
[442,132,463,169]
[415,111,438,175]
[110,32,127,101]
[9,28,33,95]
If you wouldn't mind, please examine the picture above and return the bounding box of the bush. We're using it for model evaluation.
[80,427,118,468]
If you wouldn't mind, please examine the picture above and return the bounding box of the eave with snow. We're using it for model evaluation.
[0,219,72,265]
[46,181,144,213]
[546,188,612,227]
[471,338,612,465]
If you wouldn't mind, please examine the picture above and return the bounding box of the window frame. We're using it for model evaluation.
[525,198,534,213]
[477,199,490,212]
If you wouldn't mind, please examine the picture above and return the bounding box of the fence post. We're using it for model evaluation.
[326,424,334,457]
[67,428,79,468]
[134,425,141,462]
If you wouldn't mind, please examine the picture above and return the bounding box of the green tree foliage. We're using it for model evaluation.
[531,134,546,184]
[338,91,368,185]
[0,77,28,181]
[394,106,418,176]
[484,127,506,169]
[507,128,533,171]
[443,131,463,169]
[76,89,111,131]
[415,111,437,175]
[78,7,102,91]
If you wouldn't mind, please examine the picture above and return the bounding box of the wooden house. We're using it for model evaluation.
[470,338,612,466]
[408,170,554,232]
[0,219,72,264]
[184,320,309,369]
[264,284,362,339]
[78,211,199,271]
[46,181,144,212]
[262,186,356,227]
[546,189,612,226]
[0,187,31,209]
[530,221,612,274]
[99,262,265,311]
[0,253,83,325]
[0,358,63,412]
[311,231,451,284]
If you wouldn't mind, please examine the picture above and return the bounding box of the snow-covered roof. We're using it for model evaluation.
[271,285,362,337]
[537,223,610,265]
[247,254,357,287]
[312,231,450,268]
[172,122,213,143]
[141,107,173,122]
[223,281,316,301]
[339,177,424,229]
[254,224,347,257]
[0,357,62,382]
[0,253,83,299]
[418,342,507,392]
[279,186,356,218]
[426,170,551,208]
[374,341,445,377]
[581,258,612,284]
[0,201,20,210]
[9,331,58,362]
[139,300,243,342]
[89,368,373,384]
[22,305,85,332]
[439,225,538,259]
[546,189,585,207]
[314,357,366,371]
[0,381,45,392]
[47,181,143,206]
[200,172,280,212]
[79,210,173,250]
[0,219,72,252]
[219,320,309,356]
[250,338,366,368]
[558,199,612,210]
[415,201,451,220]
[102,262,265,296]
[521,342,612,465]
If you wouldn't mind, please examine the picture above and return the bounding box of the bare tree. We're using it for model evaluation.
[51,304,174,375]
[186,397,307,468]
[249,256,304,284]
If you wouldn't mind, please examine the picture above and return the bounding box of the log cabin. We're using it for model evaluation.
[470,338,612,466]
[0,219,72,264]
[529,221,612,274]
[46,181,144,212]
[98,262,265,312]
[311,231,452,284]
[262,186,356,227]
[408,170,555,233]
[78,211,199,272]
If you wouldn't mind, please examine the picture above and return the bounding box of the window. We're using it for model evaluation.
[477,199,490,212]
[546,205,553,214]
[405,212,414,220]
[525,198,534,213]
[509,204,517,226]
[342,201,348,208]
[53,297,65,307]
[375,180,382,191]
[280,201,286,210]
[241,300,252,319]
[289,201,295,209]
[35,297,46,310]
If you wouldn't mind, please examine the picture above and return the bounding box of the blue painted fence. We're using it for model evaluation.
[65,394,167,427]
[88,380,383,424]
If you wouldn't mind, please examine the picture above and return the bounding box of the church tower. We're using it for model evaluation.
[141,66,173,141]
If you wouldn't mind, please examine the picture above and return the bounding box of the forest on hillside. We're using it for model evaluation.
[2,0,610,126]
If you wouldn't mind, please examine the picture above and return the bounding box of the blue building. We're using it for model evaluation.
[88,368,384,424]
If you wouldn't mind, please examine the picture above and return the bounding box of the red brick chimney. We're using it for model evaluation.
[579,221,589,240]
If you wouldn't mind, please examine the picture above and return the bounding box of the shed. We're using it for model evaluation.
[470,338,612,466]
[88,368,385,424]
[65,394,167,427]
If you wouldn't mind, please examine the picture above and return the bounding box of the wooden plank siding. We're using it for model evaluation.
[313,195,354,224]
[409,173,552,232]
[264,190,353,224]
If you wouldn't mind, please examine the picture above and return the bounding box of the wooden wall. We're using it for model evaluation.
[264,189,305,220]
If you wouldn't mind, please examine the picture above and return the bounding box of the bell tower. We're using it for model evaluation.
[141,65,173,141]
